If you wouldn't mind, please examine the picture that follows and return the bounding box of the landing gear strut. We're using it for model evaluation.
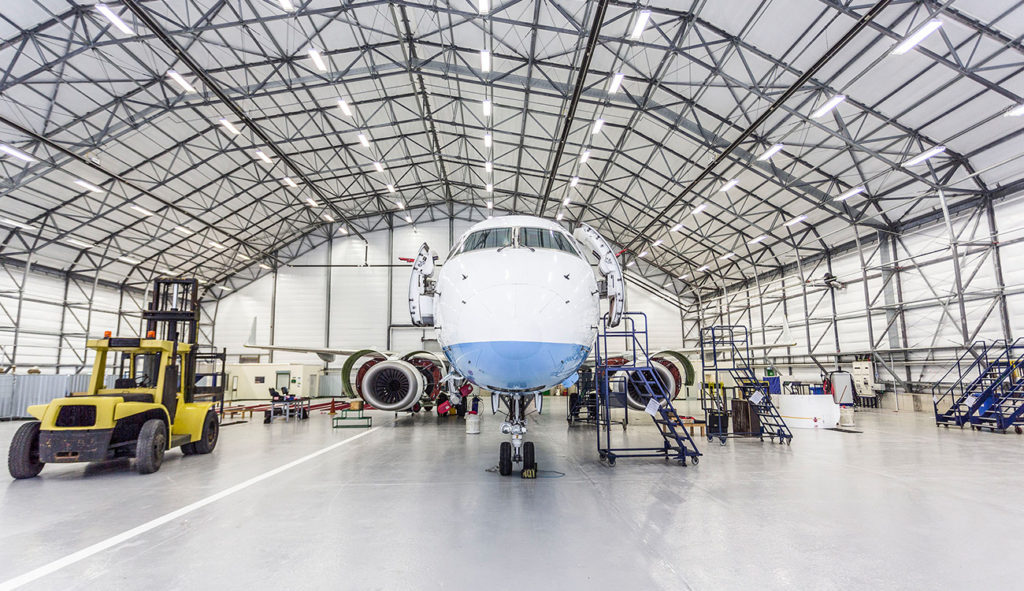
[495,393,537,478]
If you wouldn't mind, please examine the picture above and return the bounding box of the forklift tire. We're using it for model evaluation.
[136,419,167,474]
[183,411,219,455]
[8,421,44,479]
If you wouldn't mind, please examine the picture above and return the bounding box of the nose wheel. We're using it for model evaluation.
[499,442,512,476]
[497,441,536,477]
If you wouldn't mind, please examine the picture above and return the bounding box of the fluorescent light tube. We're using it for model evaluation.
[639,250,648,258]
[0,144,36,162]
[396,201,404,209]
[721,252,735,260]
[166,70,196,94]
[719,179,739,192]
[209,241,225,249]
[757,143,784,161]
[580,150,590,164]
[835,186,865,201]
[570,176,579,187]
[387,184,396,193]
[626,261,635,267]
[902,145,946,167]
[308,48,328,72]
[484,161,493,172]
[322,214,334,222]
[678,274,688,280]
[692,203,707,215]
[373,161,385,173]
[785,214,807,226]
[306,198,318,207]
[811,94,845,119]
[119,256,140,265]
[237,253,251,260]
[1004,103,1024,117]
[608,73,624,94]
[358,133,370,148]
[478,0,488,14]
[591,119,604,135]
[283,177,298,188]
[698,265,709,272]
[652,239,663,247]
[670,223,682,232]
[892,19,943,55]
[219,118,241,135]
[173,226,193,235]
[482,99,492,116]
[131,205,154,216]
[405,215,412,223]
[487,200,493,208]
[749,235,767,244]
[67,238,95,249]
[486,183,493,192]
[338,99,354,117]
[630,10,651,40]
[563,197,571,206]
[74,179,103,193]
[338,227,349,235]
[0,218,34,230]
[255,150,273,164]
[95,4,134,35]
[480,50,491,72]
[278,0,294,10]
[556,212,564,221]
[259,263,272,270]
[484,133,492,147]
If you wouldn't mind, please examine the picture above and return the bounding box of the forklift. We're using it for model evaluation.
[7,278,219,479]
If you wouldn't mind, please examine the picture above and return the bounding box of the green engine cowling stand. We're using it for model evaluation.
[332,408,373,429]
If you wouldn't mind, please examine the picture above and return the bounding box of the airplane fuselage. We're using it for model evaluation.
[434,216,600,393]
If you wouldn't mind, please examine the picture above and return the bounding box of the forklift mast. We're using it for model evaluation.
[143,278,200,403]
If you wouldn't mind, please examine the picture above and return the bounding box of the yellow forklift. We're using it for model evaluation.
[7,278,219,478]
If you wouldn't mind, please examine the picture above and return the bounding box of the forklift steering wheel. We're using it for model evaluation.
[134,374,149,387]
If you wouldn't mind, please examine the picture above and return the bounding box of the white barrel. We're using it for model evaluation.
[465,413,481,434]
[839,406,855,427]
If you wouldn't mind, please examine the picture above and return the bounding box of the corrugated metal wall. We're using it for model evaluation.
[0,373,98,419]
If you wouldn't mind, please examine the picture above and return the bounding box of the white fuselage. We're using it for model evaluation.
[434,216,599,393]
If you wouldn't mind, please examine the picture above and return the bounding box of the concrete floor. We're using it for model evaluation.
[1,399,1023,590]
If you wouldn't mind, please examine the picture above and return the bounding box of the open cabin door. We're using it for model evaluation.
[573,223,625,327]
[409,243,437,327]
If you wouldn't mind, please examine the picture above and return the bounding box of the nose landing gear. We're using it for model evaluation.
[495,393,538,478]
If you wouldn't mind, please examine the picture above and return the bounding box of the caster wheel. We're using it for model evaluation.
[720,440,727,446]
[499,442,512,476]
[692,456,699,465]
[677,459,686,466]
[599,451,607,460]
[786,439,792,446]
[608,458,616,467]
[1016,426,1022,435]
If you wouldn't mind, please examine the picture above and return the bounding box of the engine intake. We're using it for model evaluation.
[360,359,425,411]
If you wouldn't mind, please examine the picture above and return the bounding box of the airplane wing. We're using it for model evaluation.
[243,318,394,362]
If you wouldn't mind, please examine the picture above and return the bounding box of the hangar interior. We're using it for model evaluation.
[2,0,1024,589]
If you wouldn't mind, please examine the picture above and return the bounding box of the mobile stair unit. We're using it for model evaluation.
[933,338,1024,433]
[594,312,701,466]
[700,326,792,445]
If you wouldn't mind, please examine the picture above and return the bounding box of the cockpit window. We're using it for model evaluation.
[460,227,513,254]
[518,227,579,256]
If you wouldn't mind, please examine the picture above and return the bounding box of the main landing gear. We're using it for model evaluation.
[494,393,537,478]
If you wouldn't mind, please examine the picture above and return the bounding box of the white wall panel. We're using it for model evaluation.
[212,273,274,357]
[625,286,684,352]
[329,267,388,354]
[273,244,328,363]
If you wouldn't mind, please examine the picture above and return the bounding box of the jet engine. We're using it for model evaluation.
[624,360,676,411]
[359,359,425,411]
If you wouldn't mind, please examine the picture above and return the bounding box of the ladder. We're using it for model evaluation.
[594,312,701,467]
[700,325,792,445]
[967,339,1024,433]
[933,339,1022,428]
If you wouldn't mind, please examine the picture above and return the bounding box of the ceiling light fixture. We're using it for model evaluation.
[358,133,370,148]
[338,99,353,117]
[563,197,571,206]
[835,186,865,201]
[629,10,651,40]
[749,235,767,244]
[74,179,103,193]
[698,265,709,272]
[282,177,298,188]
[219,118,241,135]
[1004,103,1024,117]
[478,0,489,14]
[339,226,349,235]
[480,50,491,72]
[67,238,95,249]
[173,226,193,235]
[0,218,35,231]
[387,184,396,193]
[639,250,648,258]
[556,212,564,221]
[278,0,294,10]
[692,203,707,215]
[811,94,845,119]
[308,48,328,72]
[305,198,318,207]
[0,144,36,162]
[626,261,635,267]
[119,256,140,265]
[591,119,604,135]
[254,150,273,164]
[131,205,154,217]
[718,179,739,192]
[608,72,625,94]
[484,133,492,148]
[95,3,135,35]
[405,215,412,223]
[166,70,196,93]
[484,161,493,172]
[670,223,683,232]
[237,253,251,260]
[891,19,943,55]
[757,143,784,161]
[652,239,663,247]
[570,176,579,187]
[902,145,946,167]
[482,99,492,117]
[580,150,590,164]
[721,252,735,260]
[396,201,405,209]
[486,183,493,192]
[679,274,688,280]
[209,241,225,249]
[373,161,385,173]
[259,263,272,270]
[322,214,335,222]
[785,214,808,227]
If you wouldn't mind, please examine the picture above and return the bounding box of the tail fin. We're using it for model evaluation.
[246,316,258,346]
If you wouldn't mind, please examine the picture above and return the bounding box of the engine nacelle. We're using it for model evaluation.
[625,361,676,411]
[360,359,425,411]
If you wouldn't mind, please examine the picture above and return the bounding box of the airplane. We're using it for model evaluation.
[247,214,625,476]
